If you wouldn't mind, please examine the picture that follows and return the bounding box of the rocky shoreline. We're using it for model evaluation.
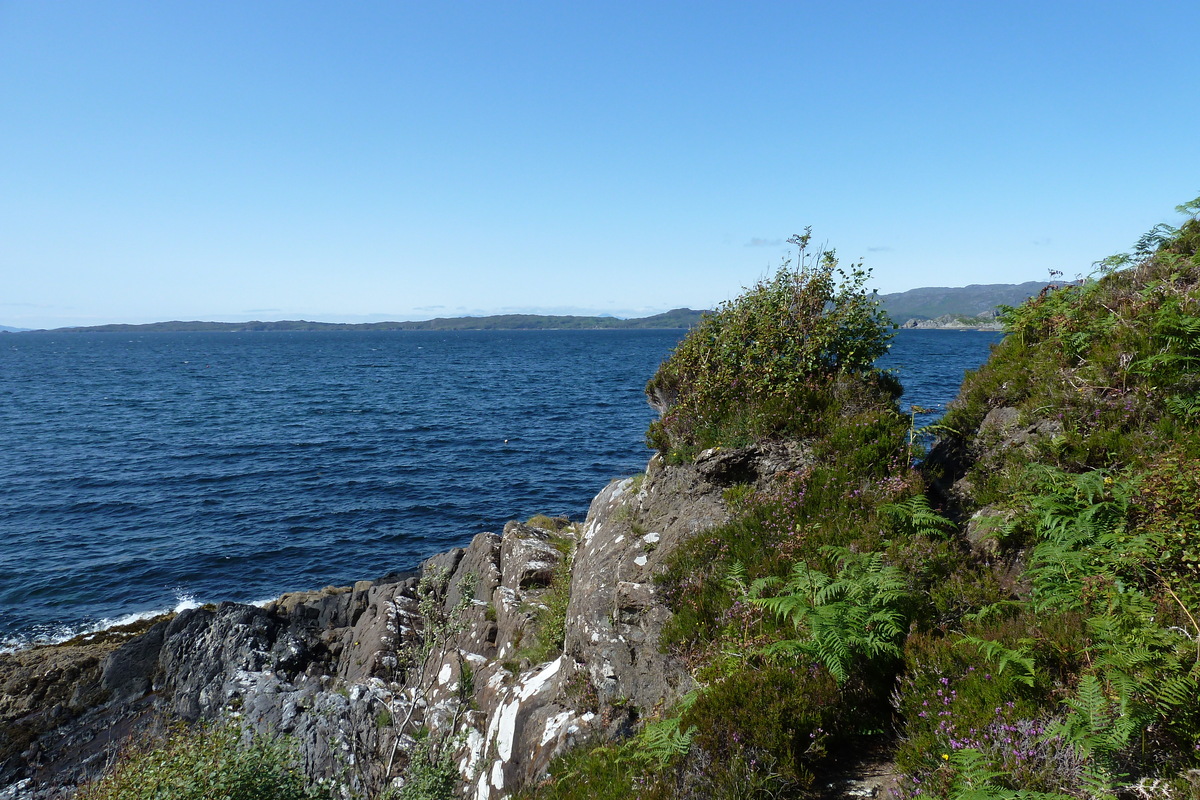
[898,311,1003,330]
[1,443,820,800]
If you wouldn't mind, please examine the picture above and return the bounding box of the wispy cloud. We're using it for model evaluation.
[867,246,894,253]
[242,308,281,314]
[744,237,784,248]
[1032,238,1052,246]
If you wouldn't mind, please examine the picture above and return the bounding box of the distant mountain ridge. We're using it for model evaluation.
[18,282,1051,333]
[877,281,1047,322]
[40,308,708,333]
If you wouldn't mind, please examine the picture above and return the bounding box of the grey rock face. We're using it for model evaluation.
[99,622,166,703]
[927,406,1064,517]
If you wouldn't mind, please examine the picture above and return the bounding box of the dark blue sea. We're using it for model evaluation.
[0,328,1001,650]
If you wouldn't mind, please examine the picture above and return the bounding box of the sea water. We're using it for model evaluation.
[0,328,1001,649]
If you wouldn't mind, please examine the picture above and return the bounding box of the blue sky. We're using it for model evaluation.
[2,1,1198,328]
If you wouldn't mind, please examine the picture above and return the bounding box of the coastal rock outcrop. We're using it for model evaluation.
[0,442,813,800]
[900,311,1002,330]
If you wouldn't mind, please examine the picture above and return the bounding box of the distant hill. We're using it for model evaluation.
[0,325,29,332]
[44,308,709,333]
[877,281,1048,322]
[32,284,1052,334]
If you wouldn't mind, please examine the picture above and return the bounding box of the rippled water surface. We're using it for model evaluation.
[0,328,1001,647]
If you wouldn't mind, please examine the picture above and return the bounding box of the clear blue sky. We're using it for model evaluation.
[3,1,1198,329]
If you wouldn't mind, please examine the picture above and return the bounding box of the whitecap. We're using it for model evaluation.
[0,591,202,654]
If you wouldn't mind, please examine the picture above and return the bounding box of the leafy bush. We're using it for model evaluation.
[394,729,460,800]
[645,229,896,460]
[679,664,842,794]
[77,722,325,800]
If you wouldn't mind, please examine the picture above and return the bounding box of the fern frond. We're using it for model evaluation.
[1165,392,1200,420]
[1154,674,1197,709]
[880,494,956,539]
[1065,674,1109,734]
[956,635,1035,687]
[723,560,748,595]
[750,547,911,683]
[963,599,1027,623]
[755,593,815,630]
[637,710,697,767]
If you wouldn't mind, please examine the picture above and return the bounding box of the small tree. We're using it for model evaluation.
[646,229,895,459]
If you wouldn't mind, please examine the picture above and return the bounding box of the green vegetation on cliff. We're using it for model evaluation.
[527,232,930,798]
[77,722,327,800]
[899,197,1200,796]
[645,229,898,461]
[526,199,1200,799]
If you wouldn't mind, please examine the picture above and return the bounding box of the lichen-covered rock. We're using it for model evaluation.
[928,406,1064,516]
[500,523,562,592]
[694,440,812,487]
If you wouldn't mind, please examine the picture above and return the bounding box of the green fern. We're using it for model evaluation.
[1013,465,1200,784]
[1025,468,1140,614]
[962,599,1027,624]
[881,494,956,539]
[750,546,909,682]
[723,560,749,596]
[627,691,700,769]
[955,635,1035,688]
[1130,306,1200,395]
[1041,676,1128,796]
[636,717,697,766]
[1164,391,1200,420]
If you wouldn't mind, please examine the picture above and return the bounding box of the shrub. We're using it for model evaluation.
[394,729,460,800]
[645,229,896,460]
[77,722,325,800]
[679,664,842,793]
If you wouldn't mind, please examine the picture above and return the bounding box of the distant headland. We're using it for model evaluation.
[28,309,709,333]
[6,281,1051,333]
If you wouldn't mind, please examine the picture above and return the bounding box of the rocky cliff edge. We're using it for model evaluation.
[1,442,810,800]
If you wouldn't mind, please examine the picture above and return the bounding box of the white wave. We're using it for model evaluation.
[0,592,203,655]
